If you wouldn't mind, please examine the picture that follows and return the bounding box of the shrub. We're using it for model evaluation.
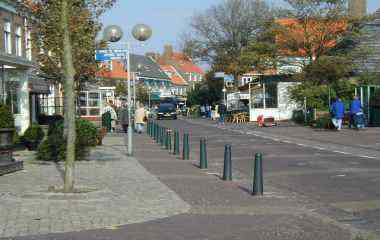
[23,124,45,143]
[314,116,333,129]
[0,104,14,129]
[292,110,305,125]
[37,118,98,161]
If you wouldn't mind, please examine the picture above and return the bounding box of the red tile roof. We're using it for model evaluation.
[97,60,128,79]
[160,65,188,86]
[178,62,204,75]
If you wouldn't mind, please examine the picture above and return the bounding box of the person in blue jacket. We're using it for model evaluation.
[330,97,345,130]
[350,96,364,129]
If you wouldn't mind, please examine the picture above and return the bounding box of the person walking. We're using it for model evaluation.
[218,102,227,126]
[134,103,146,134]
[350,96,365,129]
[119,103,129,133]
[102,101,117,132]
[330,97,345,131]
[200,105,206,118]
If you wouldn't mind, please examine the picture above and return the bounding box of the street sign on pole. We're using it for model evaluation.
[95,49,129,61]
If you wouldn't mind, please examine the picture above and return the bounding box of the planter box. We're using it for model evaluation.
[0,128,14,149]
[0,160,23,176]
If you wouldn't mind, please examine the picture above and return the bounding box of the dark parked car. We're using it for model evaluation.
[157,103,177,120]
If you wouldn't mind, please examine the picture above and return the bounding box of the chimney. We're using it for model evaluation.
[349,0,367,18]
[163,44,173,59]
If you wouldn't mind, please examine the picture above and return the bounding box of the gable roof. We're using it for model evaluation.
[97,54,170,81]
[160,65,188,86]
[177,61,204,75]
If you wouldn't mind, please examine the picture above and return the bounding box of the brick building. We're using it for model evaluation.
[0,0,49,133]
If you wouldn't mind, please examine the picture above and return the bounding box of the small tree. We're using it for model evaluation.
[19,0,116,192]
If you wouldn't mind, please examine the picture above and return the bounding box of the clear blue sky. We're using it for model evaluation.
[101,0,380,55]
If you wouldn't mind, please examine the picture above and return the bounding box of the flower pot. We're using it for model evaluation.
[0,128,14,149]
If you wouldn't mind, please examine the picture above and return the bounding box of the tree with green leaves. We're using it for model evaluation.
[187,71,224,106]
[18,0,116,192]
[181,0,274,82]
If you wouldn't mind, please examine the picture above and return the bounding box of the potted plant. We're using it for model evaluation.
[22,124,45,151]
[0,104,15,149]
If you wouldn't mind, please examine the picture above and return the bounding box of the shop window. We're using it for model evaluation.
[265,83,278,108]
[82,91,100,116]
[5,82,20,114]
[252,83,278,109]
[40,95,64,116]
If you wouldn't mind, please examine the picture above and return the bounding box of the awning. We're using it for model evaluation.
[29,76,50,94]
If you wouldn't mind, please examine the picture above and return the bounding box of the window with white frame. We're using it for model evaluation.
[242,77,252,86]
[4,21,12,54]
[79,91,101,116]
[15,26,22,57]
[25,18,32,60]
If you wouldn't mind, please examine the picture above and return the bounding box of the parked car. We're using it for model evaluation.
[156,103,177,120]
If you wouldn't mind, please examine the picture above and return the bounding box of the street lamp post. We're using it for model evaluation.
[103,24,152,156]
[148,86,152,110]
[222,87,227,108]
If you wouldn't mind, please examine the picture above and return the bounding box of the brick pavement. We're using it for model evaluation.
[0,136,189,238]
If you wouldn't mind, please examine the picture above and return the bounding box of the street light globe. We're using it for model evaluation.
[132,24,152,42]
[103,25,123,42]
[222,88,227,93]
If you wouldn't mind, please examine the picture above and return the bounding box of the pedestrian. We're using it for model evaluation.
[200,105,206,118]
[350,96,365,129]
[218,102,227,126]
[206,104,211,118]
[330,97,345,131]
[119,102,129,133]
[102,101,117,132]
[134,103,146,134]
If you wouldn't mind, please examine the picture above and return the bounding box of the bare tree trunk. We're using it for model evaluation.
[61,0,77,193]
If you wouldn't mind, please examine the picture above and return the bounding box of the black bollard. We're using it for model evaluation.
[252,153,264,196]
[200,138,208,169]
[165,130,170,150]
[223,144,232,181]
[182,133,190,160]
[160,128,166,147]
[168,130,172,152]
[155,126,160,143]
[173,131,180,155]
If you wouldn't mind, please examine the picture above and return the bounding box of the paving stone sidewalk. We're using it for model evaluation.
[0,135,190,238]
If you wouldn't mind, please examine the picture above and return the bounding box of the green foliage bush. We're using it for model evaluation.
[0,104,14,129]
[189,105,200,118]
[37,118,98,161]
[314,116,332,129]
[23,124,45,143]
[291,110,305,125]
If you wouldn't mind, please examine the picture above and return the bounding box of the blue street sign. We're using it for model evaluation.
[95,49,129,61]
